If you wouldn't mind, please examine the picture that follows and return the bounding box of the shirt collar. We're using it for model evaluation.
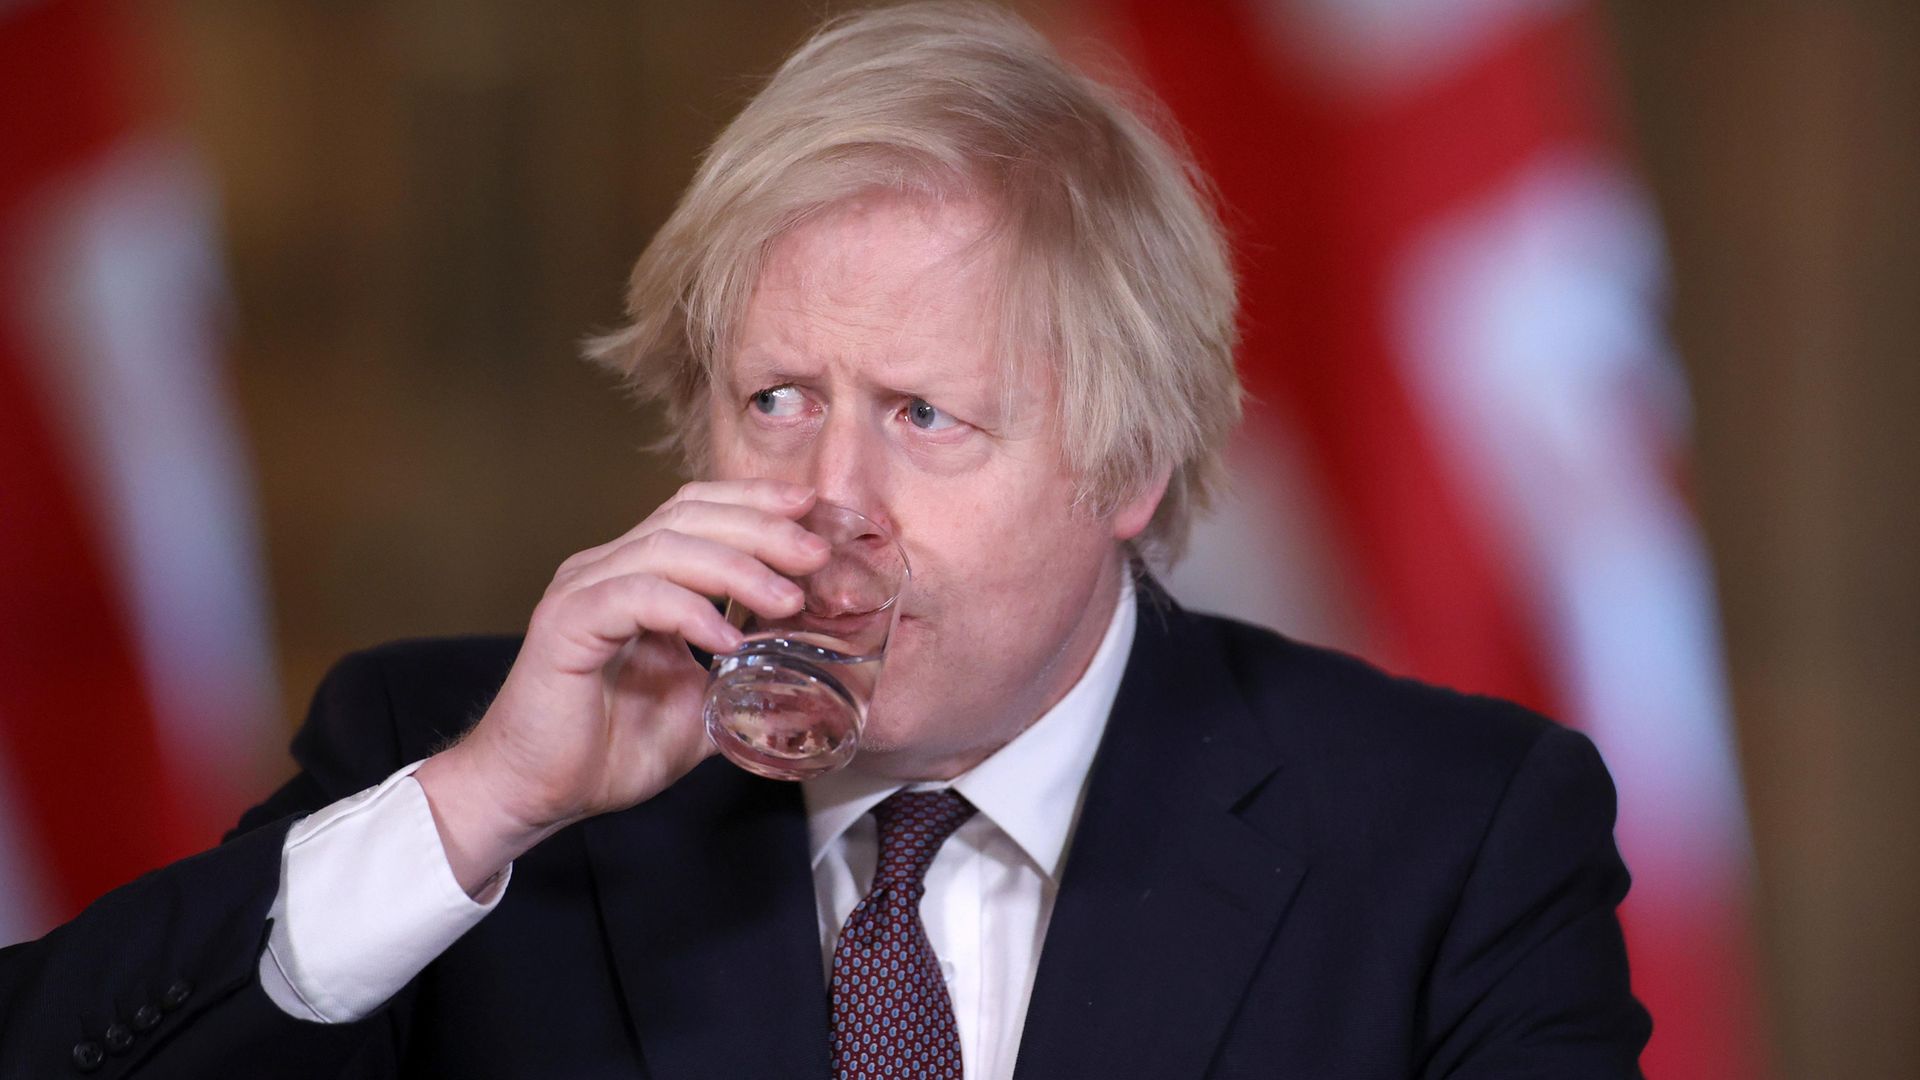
[802,571,1137,882]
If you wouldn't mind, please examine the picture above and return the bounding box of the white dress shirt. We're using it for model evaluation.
[803,573,1133,1079]
[260,574,1136,1080]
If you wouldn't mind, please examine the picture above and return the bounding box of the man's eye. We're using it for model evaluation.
[905,398,957,431]
[750,386,804,417]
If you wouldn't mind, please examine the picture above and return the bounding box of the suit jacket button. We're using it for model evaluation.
[160,980,193,1010]
[102,1024,133,1053]
[133,1004,162,1031]
[71,1041,104,1072]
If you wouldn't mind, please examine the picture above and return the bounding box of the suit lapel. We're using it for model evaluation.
[1015,585,1308,1079]
[582,761,831,1079]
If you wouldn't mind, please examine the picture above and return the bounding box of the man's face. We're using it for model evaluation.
[707,192,1155,779]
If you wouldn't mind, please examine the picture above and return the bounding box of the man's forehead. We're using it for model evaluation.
[727,196,1022,392]
[754,196,1001,312]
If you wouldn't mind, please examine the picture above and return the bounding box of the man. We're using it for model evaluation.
[0,4,1649,1077]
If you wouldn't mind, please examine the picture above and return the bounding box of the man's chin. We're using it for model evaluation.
[848,706,950,776]
[853,703,1023,781]
[853,708,916,756]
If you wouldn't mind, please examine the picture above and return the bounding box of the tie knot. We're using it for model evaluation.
[870,789,975,895]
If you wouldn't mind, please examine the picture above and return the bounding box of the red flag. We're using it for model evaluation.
[1087,1,1767,1074]
[0,0,275,940]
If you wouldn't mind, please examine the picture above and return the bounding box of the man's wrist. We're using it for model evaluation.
[414,745,563,897]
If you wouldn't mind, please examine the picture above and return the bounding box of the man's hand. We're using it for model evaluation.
[414,479,830,893]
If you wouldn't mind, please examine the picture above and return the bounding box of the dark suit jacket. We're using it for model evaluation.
[0,586,1649,1078]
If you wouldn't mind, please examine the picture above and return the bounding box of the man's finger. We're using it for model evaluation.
[558,529,807,618]
[668,478,815,514]
[610,500,830,577]
[556,481,818,577]
[536,573,743,675]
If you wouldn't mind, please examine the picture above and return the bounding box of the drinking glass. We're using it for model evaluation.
[703,503,908,780]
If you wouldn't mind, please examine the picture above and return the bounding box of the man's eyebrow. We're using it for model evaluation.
[724,347,1006,416]
[895,374,1007,424]
[724,349,815,388]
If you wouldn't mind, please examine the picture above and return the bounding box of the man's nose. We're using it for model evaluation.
[804,409,892,529]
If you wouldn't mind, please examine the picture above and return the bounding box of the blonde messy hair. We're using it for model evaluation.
[587,1,1241,563]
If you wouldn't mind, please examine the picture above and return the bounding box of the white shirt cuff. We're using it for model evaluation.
[258,760,510,1022]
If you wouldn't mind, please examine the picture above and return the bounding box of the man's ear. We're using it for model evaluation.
[1110,467,1172,543]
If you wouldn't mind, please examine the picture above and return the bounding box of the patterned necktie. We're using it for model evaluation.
[830,788,978,1080]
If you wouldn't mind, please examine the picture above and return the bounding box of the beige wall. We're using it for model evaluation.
[1609,3,1920,1075]
[155,2,1917,1074]
[154,1,828,705]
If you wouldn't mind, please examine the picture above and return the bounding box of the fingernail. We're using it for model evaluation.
[800,533,830,556]
[774,579,804,604]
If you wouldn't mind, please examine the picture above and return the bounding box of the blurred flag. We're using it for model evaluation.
[1092,0,1764,1074]
[0,1,276,942]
